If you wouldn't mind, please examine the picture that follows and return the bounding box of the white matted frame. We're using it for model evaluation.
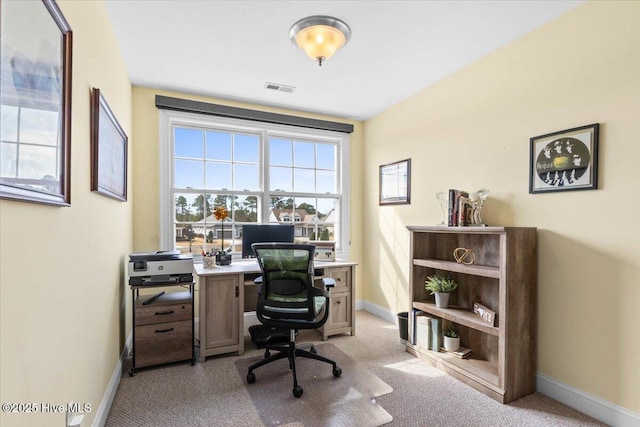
[379,158,411,205]
[529,123,599,194]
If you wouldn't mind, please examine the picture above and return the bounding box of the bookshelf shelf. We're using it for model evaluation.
[407,226,537,404]
[413,258,500,278]
[412,301,499,336]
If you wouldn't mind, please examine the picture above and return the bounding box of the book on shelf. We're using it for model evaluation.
[439,346,473,359]
[414,311,432,349]
[447,189,470,226]
[430,318,442,351]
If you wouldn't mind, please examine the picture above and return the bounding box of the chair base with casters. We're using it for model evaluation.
[246,329,342,398]
[247,243,342,398]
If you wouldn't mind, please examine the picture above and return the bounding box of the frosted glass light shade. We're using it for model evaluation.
[290,16,351,66]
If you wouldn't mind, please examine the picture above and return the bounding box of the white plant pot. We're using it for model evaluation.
[434,292,450,308]
[443,336,460,352]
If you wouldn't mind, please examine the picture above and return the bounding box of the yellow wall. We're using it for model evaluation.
[131,87,365,308]
[363,1,640,412]
[0,1,132,426]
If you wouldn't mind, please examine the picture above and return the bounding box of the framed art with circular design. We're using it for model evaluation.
[529,123,599,194]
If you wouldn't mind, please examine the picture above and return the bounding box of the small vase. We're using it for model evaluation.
[443,336,460,352]
[434,292,450,308]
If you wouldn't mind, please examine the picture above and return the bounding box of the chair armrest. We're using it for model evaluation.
[322,277,335,290]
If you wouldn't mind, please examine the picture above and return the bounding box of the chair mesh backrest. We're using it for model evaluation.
[252,243,316,321]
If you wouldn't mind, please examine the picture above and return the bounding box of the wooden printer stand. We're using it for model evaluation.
[129,284,194,376]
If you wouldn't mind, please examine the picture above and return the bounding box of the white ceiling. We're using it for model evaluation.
[103,0,582,121]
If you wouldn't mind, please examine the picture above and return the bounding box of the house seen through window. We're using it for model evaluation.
[161,111,349,258]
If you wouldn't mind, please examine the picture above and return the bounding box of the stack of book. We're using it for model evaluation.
[440,346,473,359]
[447,189,473,226]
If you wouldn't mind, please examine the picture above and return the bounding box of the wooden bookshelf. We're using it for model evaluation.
[407,226,537,403]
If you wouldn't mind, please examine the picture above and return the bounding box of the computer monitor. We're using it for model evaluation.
[241,224,295,258]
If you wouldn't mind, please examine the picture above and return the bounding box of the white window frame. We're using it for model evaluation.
[159,109,350,257]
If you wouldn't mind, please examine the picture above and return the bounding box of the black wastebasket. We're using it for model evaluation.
[397,312,409,343]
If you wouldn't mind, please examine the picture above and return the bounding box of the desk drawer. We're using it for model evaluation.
[135,301,192,326]
[327,267,350,293]
[134,320,192,367]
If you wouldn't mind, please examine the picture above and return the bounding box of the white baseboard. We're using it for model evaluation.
[92,333,132,427]
[536,372,640,427]
[358,303,640,426]
[360,300,398,324]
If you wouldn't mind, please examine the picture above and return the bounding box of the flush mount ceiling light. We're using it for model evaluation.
[289,15,351,66]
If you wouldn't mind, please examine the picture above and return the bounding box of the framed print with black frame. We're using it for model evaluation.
[529,123,599,194]
[0,0,73,206]
[90,88,128,201]
[379,158,411,205]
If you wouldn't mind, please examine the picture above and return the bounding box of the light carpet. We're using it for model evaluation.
[234,343,393,427]
[106,311,606,426]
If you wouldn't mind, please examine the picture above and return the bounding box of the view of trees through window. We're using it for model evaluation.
[171,123,342,257]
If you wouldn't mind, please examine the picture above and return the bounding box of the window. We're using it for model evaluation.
[159,110,350,258]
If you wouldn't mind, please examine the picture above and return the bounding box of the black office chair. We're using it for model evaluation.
[246,243,342,398]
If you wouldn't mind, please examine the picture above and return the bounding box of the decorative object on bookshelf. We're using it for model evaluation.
[435,191,448,225]
[443,324,460,351]
[424,274,458,308]
[453,247,475,265]
[470,188,489,225]
[529,123,599,194]
[473,302,496,326]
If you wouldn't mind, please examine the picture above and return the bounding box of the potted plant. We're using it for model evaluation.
[424,273,458,308]
[443,324,460,351]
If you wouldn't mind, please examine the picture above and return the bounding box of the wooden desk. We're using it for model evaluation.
[195,259,356,362]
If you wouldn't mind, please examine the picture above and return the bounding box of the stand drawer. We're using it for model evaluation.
[134,320,192,367]
[135,301,192,326]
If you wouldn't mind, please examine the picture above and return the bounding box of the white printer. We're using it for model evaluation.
[128,250,193,286]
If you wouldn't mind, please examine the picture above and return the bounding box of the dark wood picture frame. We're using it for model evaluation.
[90,88,128,201]
[529,123,599,194]
[379,158,411,205]
[0,0,73,206]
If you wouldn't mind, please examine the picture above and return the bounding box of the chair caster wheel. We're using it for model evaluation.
[310,347,317,354]
[333,367,342,377]
[247,372,256,384]
[293,386,304,398]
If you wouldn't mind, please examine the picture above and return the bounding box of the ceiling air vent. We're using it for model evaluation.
[264,82,295,93]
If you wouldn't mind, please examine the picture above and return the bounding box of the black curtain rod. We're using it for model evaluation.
[155,95,354,134]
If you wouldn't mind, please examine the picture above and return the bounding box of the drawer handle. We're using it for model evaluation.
[336,278,341,282]
[155,310,174,316]
[155,328,174,333]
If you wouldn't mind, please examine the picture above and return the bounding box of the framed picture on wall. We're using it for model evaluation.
[379,158,411,205]
[529,123,599,194]
[0,0,73,206]
[90,88,128,201]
